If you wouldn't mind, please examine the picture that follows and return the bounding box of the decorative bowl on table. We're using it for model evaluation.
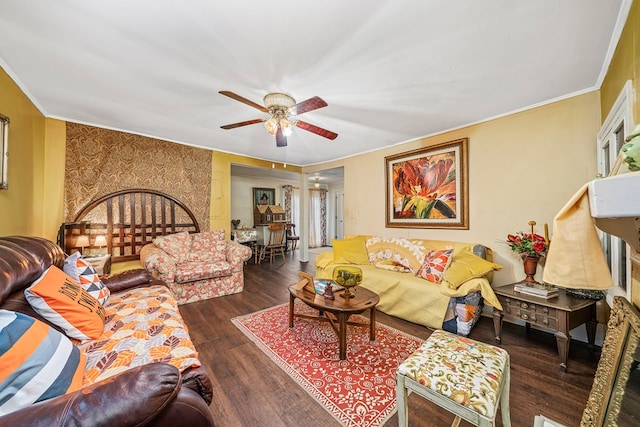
[332,266,363,299]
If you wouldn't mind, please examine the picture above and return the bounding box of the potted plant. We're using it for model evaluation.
[506,221,549,283]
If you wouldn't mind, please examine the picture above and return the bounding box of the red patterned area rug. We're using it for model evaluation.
[231,302,423,427]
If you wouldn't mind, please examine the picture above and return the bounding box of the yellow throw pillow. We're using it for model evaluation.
[333,236,369,264]
[443,252,502,289]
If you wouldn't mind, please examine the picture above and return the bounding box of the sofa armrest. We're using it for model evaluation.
[151,386,215,427]
[225,240,252,269]
[315,251,335,269]
[140,244,177,283]
[0,363,183,427]
[181,365,213,405]
[101,268,162,293]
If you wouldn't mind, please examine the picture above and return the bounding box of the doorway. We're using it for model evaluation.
[334,190,344,241]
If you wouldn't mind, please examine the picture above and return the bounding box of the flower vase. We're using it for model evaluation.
[521,255,540,284]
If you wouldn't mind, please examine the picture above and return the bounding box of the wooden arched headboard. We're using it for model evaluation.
[58,189,200,262]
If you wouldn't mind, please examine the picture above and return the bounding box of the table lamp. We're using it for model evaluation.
[94,235,107,255]
[76,235,90,255]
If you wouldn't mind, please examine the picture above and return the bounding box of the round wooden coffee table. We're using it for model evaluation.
[288,283,380,360]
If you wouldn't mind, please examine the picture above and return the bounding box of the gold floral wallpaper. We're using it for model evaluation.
[64,122,211,230]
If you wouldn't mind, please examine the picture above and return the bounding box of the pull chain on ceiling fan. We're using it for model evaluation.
[219,91,338,147]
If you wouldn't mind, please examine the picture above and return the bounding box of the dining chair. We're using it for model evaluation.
[286,223,300,251]
[259,223,286,264]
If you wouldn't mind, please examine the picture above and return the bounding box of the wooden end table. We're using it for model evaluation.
[492,283,599,371]
[288,284,380,360]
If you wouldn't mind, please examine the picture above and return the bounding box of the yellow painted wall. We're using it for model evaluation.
[600,0,640,308]
[41,119,66,239]
[0,67,65,239]
[210,152,302,237]
[312,92,601,287]
[210,152,231,235]
[600,0,640,124]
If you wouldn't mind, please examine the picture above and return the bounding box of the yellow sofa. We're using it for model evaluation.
[315,236,502,334]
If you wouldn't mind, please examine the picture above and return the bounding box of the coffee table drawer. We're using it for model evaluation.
[498,295,558,329]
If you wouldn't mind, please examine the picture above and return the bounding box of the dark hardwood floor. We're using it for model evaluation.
[178,250,600,427]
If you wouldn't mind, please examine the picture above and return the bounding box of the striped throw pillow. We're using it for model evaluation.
[63,252,110,305]
[0,310,85,415]
[25,266,106,341]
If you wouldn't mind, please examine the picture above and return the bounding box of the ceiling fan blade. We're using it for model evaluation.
[295,121,338,140]
[288,96,328,116]
[275,127,287,147]
[220,119,264,130]
[219,91,268,113]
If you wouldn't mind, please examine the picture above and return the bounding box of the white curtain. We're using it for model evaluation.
[309,190,323,247]
[291,187,300,234]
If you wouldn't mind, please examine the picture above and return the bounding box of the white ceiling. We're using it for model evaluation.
[231,164,344,185]
[0,1,630,167]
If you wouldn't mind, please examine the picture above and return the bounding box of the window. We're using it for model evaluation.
[596,80,634,302]
[309,190,323,248]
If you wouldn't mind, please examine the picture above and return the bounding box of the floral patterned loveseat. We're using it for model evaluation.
[140,230,252,304]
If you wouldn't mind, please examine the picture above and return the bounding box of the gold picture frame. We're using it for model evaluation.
[253,187,275,207]
[581,296,640,426]
[385,138,468,229]
[298,271,315,293]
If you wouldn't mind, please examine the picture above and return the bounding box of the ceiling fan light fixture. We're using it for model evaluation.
[219,91,337,147]
[263,93,295,109]
[264,117,279,135]
[280,118,293,136]
[314,177,320,188]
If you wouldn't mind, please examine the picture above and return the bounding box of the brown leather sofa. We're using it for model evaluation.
[0,236,215,426]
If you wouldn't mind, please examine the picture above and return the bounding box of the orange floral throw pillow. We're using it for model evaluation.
[415,248,454,283]
[24,266,106,341]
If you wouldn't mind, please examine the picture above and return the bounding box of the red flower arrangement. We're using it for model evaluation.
[506,231,549,257]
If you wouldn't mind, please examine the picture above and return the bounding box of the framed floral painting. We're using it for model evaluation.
[385,138,468,229]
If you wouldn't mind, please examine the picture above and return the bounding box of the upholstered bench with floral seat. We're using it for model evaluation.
[396,329,511,427]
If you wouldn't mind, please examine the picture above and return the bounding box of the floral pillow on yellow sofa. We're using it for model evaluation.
[374,259,412,273]
[415,248,454,283]
[365,236,425,272]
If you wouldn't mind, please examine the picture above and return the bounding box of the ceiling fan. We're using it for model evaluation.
[219,91,338,147]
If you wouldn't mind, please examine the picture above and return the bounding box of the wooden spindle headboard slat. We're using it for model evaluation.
[140,193,147,244]
[118,193,126,257]
[170,200,177,234]
[59,189,200,263]
[161,197,167,235]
